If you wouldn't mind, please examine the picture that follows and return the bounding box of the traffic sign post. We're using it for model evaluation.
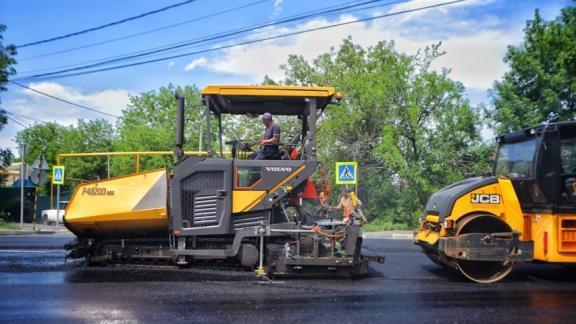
[335,162,357,185]
[19,144,28,231]
[52,166,65,225]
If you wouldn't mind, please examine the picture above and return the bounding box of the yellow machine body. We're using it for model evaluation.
[524,212,576,262]
[64,169,168,238]
[416,177,576,263]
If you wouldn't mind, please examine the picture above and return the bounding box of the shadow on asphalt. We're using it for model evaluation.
[64,264,384,283]
[420,261,576,284]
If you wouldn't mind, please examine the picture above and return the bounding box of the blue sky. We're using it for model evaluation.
[0,0,571,153]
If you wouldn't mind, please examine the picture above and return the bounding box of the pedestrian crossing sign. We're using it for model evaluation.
[335,162,357,185]
[52,166,65,185]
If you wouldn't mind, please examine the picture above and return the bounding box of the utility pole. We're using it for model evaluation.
[19,143,28,231]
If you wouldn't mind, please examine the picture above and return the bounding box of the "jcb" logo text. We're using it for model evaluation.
[470,193,500,204]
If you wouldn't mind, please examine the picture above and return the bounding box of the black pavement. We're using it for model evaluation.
[1,235,576,323]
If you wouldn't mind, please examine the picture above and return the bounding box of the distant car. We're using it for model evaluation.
[41,201,68,225]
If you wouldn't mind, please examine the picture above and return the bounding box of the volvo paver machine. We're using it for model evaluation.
[415,121,576,283]
[64,85,383,277]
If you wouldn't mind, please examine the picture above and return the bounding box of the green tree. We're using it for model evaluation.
[490,4,576,133]
[0,24,17,185]
[276,38,490,227]
[61,119,115,182]
[113,84,204,174]
[15,119,114,194]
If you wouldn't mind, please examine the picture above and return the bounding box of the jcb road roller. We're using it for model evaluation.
[415,121,576,283]
[64,85,383,277]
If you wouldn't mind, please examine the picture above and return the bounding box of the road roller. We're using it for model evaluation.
[64,85,383,277]
[415,121,576,283]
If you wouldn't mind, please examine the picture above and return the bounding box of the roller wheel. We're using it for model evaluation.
[455,214,514,283]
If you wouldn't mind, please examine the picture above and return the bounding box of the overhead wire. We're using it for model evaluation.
[15,0,411,80]
[16,0,199,48]
[18,0,378,75]
[15,0,466,82]
[6,116,29,128]
[19,0,272,61]
[9,81,120,118]
[3,110,45,123]
[18,0,396,76]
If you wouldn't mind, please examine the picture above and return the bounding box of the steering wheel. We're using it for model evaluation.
[225,139,257,152]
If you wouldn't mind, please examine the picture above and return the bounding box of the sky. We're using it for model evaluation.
[0,0,571,155]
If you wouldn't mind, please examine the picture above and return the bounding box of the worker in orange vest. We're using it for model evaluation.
[332,188,362,224]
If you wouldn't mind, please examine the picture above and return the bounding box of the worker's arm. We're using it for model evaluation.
[332,197,344,210]
[261,134,279,145]
[261,125,280,145]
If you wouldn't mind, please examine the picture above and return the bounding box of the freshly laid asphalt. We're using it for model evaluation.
[1,233,576,323]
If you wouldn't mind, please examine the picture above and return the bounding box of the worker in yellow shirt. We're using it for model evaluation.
[332,188,362,224]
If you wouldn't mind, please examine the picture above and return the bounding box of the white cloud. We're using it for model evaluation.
[0,82,131,153]
[19,82,131,123]
[168,61,175,68]
[198,1,522,91]
[184,57,207,71]
[272,0,284,17]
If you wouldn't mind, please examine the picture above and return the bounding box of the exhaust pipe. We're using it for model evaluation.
[174,91,185,160]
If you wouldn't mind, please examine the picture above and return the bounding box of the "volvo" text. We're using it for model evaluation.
[266,167,292,172]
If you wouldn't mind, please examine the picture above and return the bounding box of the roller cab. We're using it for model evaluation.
[415,121,576,283]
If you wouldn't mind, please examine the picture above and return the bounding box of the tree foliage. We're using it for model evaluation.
[0,23,17,185]
[276,38,490,226]
[490,4,576,133]
[112,84,204,174]
[15,120,114,193]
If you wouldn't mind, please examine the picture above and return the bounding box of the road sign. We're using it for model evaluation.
[335,162,357,185]
[31,154,49,185]
[52,166,65,185]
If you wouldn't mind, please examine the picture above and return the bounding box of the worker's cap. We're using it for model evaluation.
[261,112,273,120]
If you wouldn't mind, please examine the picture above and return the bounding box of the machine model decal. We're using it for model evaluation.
[266,167,292,172]
[470,193,500,204]
[82,187,115,196]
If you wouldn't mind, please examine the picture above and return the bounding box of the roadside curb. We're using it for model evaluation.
[0,230,56,235]
[363,231,414,240]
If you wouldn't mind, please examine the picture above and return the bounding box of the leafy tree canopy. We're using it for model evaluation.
[0,23,17,185]
[490,4,576,133]
[274,38,490,226]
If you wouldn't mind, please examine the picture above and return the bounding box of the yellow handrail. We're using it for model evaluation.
[50,150,231,208]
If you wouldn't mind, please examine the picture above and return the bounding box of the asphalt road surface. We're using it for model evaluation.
[1,234,576,323]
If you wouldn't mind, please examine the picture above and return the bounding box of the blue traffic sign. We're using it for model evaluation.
[335,162,357,185]
[52,166,65,185]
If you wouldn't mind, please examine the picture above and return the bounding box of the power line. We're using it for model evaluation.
[16,0,403,80]
[3,110,45,123]
[15,0,199,48]
[20,0,271,61]
[17,0,369,75]
[10,81,120,118]
[16,0,466,82]
[18,0,388,76]
[6,116,29,128]
[18,0,387,76]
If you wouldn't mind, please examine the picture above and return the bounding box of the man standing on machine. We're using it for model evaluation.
[252,112,281,160]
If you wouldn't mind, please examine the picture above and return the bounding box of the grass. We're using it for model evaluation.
[0,219,20,230]
[363,217,416,232]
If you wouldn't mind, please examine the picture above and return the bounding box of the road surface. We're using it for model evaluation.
[1,234,576,323]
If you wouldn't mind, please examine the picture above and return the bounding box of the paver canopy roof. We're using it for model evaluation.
[201,85,336,116]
